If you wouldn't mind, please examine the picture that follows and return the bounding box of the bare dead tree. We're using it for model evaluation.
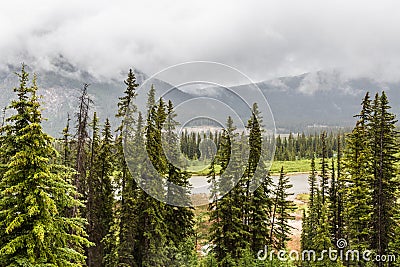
[73,83,93,216]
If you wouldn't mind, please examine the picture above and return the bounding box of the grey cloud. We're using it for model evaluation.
[1,0,400,83]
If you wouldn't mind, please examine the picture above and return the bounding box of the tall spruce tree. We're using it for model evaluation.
[301,155,319,252]
[0,66,91,266]
[270,167,296,250]
[319,131,329,206]
[369,92,399,260]
[131,87,168,267]
[246,104,273,255]
[209,116,245,266]
[335,133,344,242]
[87,118,115,267]
[86,112,101,267]
[312,203,336,267]
[163,100,195,265]
[114,68,139,266]
[329,158,338,243]
[342,109,373,255]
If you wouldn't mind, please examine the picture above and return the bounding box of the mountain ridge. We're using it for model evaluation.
[1,60,399,135]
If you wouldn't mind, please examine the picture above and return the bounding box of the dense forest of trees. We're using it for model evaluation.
[0,65,399,266]
[302,92,400,267]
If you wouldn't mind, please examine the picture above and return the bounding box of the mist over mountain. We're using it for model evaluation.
[0,57,190,136]
[1,59,399,136]
[248,70,400,132]
[187,70,400,133]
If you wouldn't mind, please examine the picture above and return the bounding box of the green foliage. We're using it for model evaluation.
[0,65,91,266]
[208,116,245,265]
[270,159,318,174]
[271,167,296,250]
[369,92,399,256]
[301,158,319,254]
[86,117,115,266]
[114,69,139,267]
[273,131,344,161]
[302,91,400,267]
[208,107,290,266]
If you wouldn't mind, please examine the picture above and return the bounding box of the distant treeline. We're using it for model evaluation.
[273,131,346,161]
[180,129,347,162]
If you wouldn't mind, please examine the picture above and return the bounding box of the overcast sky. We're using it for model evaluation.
[1,0,400,82]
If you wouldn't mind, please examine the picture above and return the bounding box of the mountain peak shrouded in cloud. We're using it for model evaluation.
[2,0,400,83]
[51,54,78,73]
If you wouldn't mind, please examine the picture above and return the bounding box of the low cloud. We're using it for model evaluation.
[1,0,400,83]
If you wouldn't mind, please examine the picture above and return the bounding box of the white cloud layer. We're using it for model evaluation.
[1,0,400,82]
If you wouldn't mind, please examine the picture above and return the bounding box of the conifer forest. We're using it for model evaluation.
[1,65,399,267]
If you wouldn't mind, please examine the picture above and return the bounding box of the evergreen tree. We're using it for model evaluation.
[249,172,272,255]
[207,156,222,261]
[87,118,115,266]
[312,203,336,267]
[132,88,168,266]
[98,119,115,265]
[342,116,373,254]
[335,133,344,242]
[319,131,329,206]
[116,111,146,267]
[246,104,273,255]
[116,68,138,134]
[340,92,400,266]
[0,66,91,266]
[209,116,245,266]
[369,92,399,260]
[114,68,139,266]
[270,167,296,249]
[86,112,101,266]
[164,100,195,265]
[329,158,338,243]
[301,155,319,251]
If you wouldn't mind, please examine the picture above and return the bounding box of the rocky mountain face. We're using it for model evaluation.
[0,58,190,136]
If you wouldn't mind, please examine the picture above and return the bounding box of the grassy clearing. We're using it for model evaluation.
[185,161,222,176]
[270,159,318,174]
[187,159,317,176]
[296,193,310,202]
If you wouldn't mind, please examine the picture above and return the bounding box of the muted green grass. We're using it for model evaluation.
[186,161,222,176]
[296,193,310,202]
[188,154,400,176]
[270,159,319,174]
[187,159,316,176]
